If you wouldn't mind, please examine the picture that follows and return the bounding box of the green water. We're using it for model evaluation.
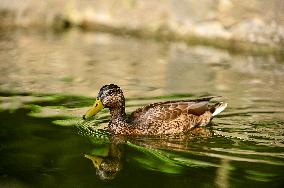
[0,30,284,187]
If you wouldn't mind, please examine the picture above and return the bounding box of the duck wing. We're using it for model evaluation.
[129,96,217,124]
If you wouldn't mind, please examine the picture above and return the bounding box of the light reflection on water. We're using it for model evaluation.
[0,30,284,187]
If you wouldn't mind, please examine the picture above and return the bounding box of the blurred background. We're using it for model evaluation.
[0,1,284,188]
[0,0,284,97]
[1,0,284,47]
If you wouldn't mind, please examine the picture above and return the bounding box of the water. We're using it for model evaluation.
[0,29,284,187]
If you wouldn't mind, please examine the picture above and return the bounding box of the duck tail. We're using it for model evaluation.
[211,102,227,116]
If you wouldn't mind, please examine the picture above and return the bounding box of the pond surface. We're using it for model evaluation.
[0,30,284,188]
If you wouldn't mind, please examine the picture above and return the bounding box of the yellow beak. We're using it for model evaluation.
[83,98,104,120]
[84,154,103,169]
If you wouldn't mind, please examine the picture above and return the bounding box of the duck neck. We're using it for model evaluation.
[108,97,133,134]
[109,105,126,121]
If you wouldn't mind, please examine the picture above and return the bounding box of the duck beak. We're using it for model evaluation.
[83,98,104,120]
[85,154,103,169]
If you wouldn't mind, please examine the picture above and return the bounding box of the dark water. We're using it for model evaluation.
[0,30,284,188]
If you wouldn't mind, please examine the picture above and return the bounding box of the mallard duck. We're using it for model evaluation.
[83,84,227,135]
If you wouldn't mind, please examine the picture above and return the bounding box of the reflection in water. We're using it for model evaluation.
[85,139,123,181]
[215,159,230,188]
[84,128,214,181]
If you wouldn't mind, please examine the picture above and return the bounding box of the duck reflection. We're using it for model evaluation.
[84,127,214,181]
[84,136,125,181]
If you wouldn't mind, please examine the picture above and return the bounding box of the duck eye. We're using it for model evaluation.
[105,91,112,96]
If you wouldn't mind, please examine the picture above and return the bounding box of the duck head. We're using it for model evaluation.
[83,84,125,120]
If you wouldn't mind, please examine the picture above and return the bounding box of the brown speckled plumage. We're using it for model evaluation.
[88,84,227,135]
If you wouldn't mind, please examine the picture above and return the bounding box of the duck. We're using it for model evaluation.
[83,84,227,135]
